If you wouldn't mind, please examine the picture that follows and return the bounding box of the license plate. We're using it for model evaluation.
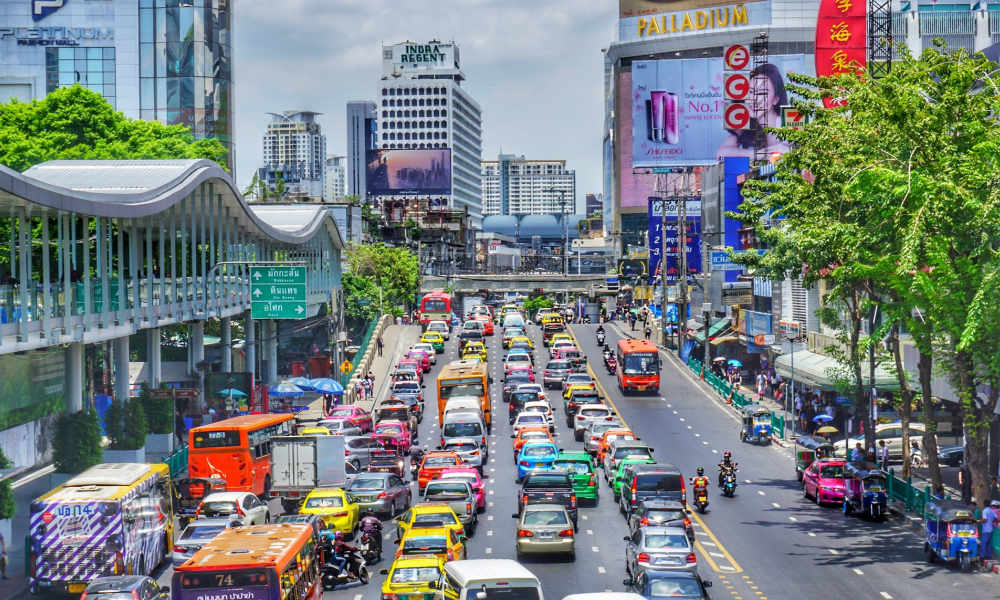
[637,386,647,391]
[376,467,391,472]
[539,532,554,539]
[69,584,87,594]
[656,557,681,565]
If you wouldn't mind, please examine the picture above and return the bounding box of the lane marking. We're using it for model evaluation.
[702,541,717,547]
[587,529,594,535]
[808,532,816,537]
[880,594,892,599]
[679,418,685,422]
[687,426,693,429]
[829,549,839,555]
[771,503,780,508]
[695,434,701,437]
[710,552,726,558]
[485,548,492,554]
[598,566,606,574]
[788,517,797,522]
[487,530,493,536]
[581,515,588,520]
[354,595,363,600]
[758,491,765,496]
[592,546,600,553]
[853,569,864,575]
[745,480,752,484]
[487,516,493,521]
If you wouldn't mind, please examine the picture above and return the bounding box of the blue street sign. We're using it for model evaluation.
[710,249,765,271]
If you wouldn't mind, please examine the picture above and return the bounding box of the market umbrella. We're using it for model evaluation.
[813,414,835,423]
[217,388,247,397]
[286,377,314,390]
[712,357,727,363]
[312,379,344,396]
[268,382,305,397]
[727,359,743,367]
[816,426,839,435]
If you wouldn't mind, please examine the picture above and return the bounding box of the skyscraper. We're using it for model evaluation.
[259,111,326,200]
[325,155,346,201]
[481,155,576,216]
[346,100,377,199]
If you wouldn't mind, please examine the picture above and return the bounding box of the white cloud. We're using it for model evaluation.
[234,0,616,210]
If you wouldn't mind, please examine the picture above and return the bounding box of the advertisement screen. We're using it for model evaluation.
[366,149,452,196]
[631,55,805,167]
[648,198,701,285]
[620,0,765,18]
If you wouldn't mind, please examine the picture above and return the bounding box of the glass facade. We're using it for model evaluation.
[45,48,117,108]
[138,0,234,160]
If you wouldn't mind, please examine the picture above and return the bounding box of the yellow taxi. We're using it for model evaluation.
[394,503,466,539]
[420,331,445,353]
[548,332,573,347]
[298,488,359,532]
[459,354,483,363]
[563,383,596,401]
[379,554,447,600]
[509,335,534,349]
[463,341,488,361]
[395,525,467,562]
[299,427,331,436]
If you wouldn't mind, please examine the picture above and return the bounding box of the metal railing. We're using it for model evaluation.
[160,445,188,478]
[342,317,379,387]
[686,356,785,438]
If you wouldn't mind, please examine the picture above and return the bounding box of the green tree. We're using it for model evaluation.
[343,244,420,332]
[0,445,16,519]
[52,409,103,474]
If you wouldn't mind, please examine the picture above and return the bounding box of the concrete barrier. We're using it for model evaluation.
[343,315,392,405]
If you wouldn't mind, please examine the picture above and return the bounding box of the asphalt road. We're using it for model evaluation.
[152,319,998,600]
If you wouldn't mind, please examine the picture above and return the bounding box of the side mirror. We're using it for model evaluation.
[509,418,515,425]
[649,448,655,452]
[393,539,401,545]
[161,587,171,594]
[704,581,713,588]
[510,434,516,439]
[622,578,633,586]
[623,535,630,541]
[428,581,440,590]
[512,513,520,518]
[460,535,469,542]
[379,569,389,575]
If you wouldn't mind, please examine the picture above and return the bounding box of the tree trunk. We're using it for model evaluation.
[889,321,914,478]
[917,343,942,491]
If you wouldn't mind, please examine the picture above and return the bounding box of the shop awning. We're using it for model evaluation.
[690,319,731,343]
[774,350,899,392]
[711,334,738,346]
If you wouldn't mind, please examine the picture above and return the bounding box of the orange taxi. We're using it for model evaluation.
[511,425,555,455]
[474,316,494,336]
[417,451,464,491]
[595,428,639,466]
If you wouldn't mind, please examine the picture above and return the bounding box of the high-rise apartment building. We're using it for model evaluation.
[481,155,576,216]
[325,155,346,201]
[346,100,378,200]
[373,40,483,225]
[259,111,326,200]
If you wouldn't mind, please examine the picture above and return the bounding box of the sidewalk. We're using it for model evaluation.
[362,324,423,412]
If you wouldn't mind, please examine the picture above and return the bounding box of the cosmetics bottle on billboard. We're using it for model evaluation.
[664,92,680,145]
[649,91,666,142]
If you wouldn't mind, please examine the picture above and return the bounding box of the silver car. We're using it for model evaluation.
[562,373,594,393]
[346,472,412,518]
[625,526,698,575]
[172,518,234,566]
[573,405,616,441]
[315,419,363,437]
[512,504,576,557]
[344,435,375,471]
[442,437,486,470]
[583,420,625,455]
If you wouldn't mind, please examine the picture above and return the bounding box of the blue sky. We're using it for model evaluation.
[234,0,617,211]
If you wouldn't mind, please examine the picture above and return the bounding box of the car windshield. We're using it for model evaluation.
[85,595,136,600]
[415,512,457,525]
[328,408,356,418]
[375,425,403,435]
[566,376,592,385]
[180,524,228,540]
[646,509,686,523]
[507,355,530,363]
[523,510,569,526]
[401,537,448,554]
[426,483,469,495]
[615,447,651,459]
[820,465,845,478]
[442,474,477,486]
[440,381,485,399]
[391,566,442,584]
[522,446,555,457]
[581,409,609,417]
[645,534,690,549]
[443,422,483,437]
[304,496,343,509]
[648,578,703,597]
[517,415,545,424]
[424,457,458,467]
[623,352,660,375]
[521,431,549,441]
[446,443,479,453]
[554,461,590,474]
[524,406,547,413]
[349,477,385,491]
[635,474,681,492]
[200,501,238,515]
[506,378,531,388]
[547,362,571,370]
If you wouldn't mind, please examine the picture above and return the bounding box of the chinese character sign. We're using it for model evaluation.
[814,0,867,107]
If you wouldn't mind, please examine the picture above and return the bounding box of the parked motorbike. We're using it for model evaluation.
[321,548,369,590]
[722,470,738,498]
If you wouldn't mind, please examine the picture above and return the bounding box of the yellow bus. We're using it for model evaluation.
[437,361,492,430]
[29,463,173,595]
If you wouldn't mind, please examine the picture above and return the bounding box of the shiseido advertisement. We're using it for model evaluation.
[631,55,806,167]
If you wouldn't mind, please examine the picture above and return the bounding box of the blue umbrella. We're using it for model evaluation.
[312,379,344,396]
[727,359,743,367]
[217,388,247,397]
[268,382,305,397]
[813,414,835,423]
[286,377,315,390]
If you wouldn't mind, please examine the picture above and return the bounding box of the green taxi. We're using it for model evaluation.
[612,457,656,501]
[553,451,598,504]
[420,331,445,353]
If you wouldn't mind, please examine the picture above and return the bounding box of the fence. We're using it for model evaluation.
[160,445,188,478]
[686,356,785,439]
[341,317,380,387]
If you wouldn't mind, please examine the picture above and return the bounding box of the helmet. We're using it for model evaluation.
[697,467,704,476]
[334,530,344,541]
[412,440,420,447]
[724,451,732,459]
[366,507,376,515]
[321,530,335,542]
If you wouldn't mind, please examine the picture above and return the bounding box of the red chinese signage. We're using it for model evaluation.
[815,0,867,107]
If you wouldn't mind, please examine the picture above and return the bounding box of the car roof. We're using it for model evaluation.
[522,503,569,513]
[85,576,149,591]
[403,525,452,537]
[306,488,346,497]
[555,451,592,461]
[203,492,248,501]
[640,500,686,510]
[411,503,459,513]
[390,555,446,569]
[641,526,690,536]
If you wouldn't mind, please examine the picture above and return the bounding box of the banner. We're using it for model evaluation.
[815,0,867,107]
[648,197,701,285]
[631,55,806,167]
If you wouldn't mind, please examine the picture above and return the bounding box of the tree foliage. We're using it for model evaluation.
[730,43,1000,503]
[343,244,420,330]
[52,409,103,474]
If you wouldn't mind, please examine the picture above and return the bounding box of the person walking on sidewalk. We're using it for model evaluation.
[175,411,187,447]
[644,320,651,340]
[878,440,889,471]
[376,335,384,357]
[981,501,999,563]
[629,312,637,331]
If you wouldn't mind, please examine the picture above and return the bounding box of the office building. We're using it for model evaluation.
[259,110,326,200]
[346,100,377,199]
[374,40,483,226]
[586,193,603,216]
[481,155,576,216]
[325,155,346,201]
[0,0,236,171]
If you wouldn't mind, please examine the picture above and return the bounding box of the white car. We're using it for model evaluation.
[412,343,438,365]
[834,422,927,460]
[427,320,451,340]
[522,401,555,432]
[511,412,548,433]
[573,405,616,441]
[549,340,576,357]
[504,353,533,373]
[195,492,270,526]
[515,383,547,402]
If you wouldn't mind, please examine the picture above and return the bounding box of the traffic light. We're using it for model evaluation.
[535,288,544,293]
[478,288,490,294]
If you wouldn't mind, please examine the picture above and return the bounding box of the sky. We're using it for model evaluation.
[234,0,618,213]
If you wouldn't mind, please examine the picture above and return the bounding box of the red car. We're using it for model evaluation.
[507,366,535,383]
[474,316,494,336]
[406,350,432,373]
[372,420,412,454]
[323,405,372,432]
[802,459,848,505]
[436,466,486,512]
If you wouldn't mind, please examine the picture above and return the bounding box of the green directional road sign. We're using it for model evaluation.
[250,266,307,319]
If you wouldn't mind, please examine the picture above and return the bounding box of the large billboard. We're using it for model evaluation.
[366,149,452,197]
[631,55,806,167]
[620,0,765,18]
[648,198,701,285]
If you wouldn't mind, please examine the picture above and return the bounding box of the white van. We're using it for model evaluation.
[444,396,485,418]
[503,314,526,331]
[438,559,543,600]
[442,410,487,452]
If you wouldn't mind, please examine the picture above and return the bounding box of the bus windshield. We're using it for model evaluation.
[622,352,660,375]
[440,380,485,399]
[423,300,448,312]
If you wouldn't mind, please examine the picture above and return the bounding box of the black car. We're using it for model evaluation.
[458,330,484,353]
[624,569,713,599]
[937,445,963,467]
[503,375,533,402]
[508,390,541,419]
[81,576,169,600]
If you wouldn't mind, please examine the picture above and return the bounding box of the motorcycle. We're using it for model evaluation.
[597,331,606,345]
[321,548,370,590]
[582,315,591,324]
[722,469,738,498]
[409,452,424,480]
[359,530,381,564]
[692,485,710,514]
[606,356,617,375]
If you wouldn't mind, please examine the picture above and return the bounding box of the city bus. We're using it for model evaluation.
[420,290,453,327]
[172,523,321,600]
[437,361,492,431]
[188,413,296,496]
[29,463,173,595]
[616,338,661,394]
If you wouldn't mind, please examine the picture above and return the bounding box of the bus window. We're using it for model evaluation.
[194,430,241,449]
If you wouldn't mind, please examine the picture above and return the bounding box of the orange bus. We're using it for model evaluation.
[616,339,661,394]
[437,361,492,431]
[420,290,453,326]
[171,523,321,600]
[188,414,296,496]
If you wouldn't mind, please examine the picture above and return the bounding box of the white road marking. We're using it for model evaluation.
[709,552,726,558]
[758,491,765,496]
[489,502,494,507]
[489,479,495,484]
[488,516,493,521]
[695,434,701,437]
[808,532,816,537]
[489,490,494,495]
[720,566,736,571]
[679,418,685,422]
[592,546,600,553]
[853,569,864,575]
[696,531,709,537]
[712,450,718,454]
[587,529,594,535]
[667,404,672,407]
[880,594,892,599]
[598,567,606,574]
[745,480,752,484]
[702,441,708,445]
[485,548,492,554]
[354,594,363,600]
[789,517,797,522]
[384,533,390,539]
[772,503,781,508]
[829,549,839,555]
[687,426,692,429]
[487,531,493,536]
[581,514,588,520]
[672,411,678,414]
[701,541,717,547]
[490,468,495,472]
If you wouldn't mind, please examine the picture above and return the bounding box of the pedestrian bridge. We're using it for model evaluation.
[422,273,613,294]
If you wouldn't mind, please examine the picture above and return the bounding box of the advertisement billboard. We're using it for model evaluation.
[365,149,452,196]
[648,198,701,285]
[620,0,765,19]
[631,55,806,167]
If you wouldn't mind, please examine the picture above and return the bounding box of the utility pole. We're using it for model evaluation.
[547,187,570,274]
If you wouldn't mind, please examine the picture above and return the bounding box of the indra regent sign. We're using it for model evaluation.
[400,44,446,63]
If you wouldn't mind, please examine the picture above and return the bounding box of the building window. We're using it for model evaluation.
[389,88,395,96]
[382,110,387,117]
[441,132,447,139]
[441,110,447,117]
[382,89,387,96]
[419,88,425,95]
[441,99,447,106]
[382,133,388,140]
[46,47,117,108]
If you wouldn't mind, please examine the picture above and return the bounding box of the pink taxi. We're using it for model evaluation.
[802,459,848,505]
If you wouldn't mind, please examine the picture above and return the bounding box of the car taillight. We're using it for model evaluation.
[236,505,245,517]
[558,529,574,538]
[447,549,455,561]
[471,450,480,456]
[684,517,692,528]
[377,492,387,499]
[466,503,472,514]
[589,474,596,486]
[577,416,585,420]
[173,545,188,553]
[638,552,651,564]
[639,517,649,526]
[383,594,400,600]
[270,491,278,497]
[332,511,348,517]
[132,592,141,600]
[518,529,533,538]
[456,528,465,536]
[482,437,486,446]
[289,492,299,498]
[570,495,578,508]
[520,461,531,466]
[686,553,697,564]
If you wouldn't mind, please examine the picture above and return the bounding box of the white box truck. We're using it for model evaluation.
[269,435,346,513]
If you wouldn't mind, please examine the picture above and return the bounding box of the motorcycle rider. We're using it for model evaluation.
[358,508,383,560]
[718,451,738,488]
[596,324,606,344]
[331,530,360,579]
[409,440,425,478]
[691,467,710,495]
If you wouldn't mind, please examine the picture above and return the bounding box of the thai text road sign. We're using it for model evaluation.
[250,266,307,319]
[340,360,354,375]
[755,334,776,345]
[148,388,200,399]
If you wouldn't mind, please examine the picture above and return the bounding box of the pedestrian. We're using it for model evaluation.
[851,443,864,462]
[323,394,333,416]
[355,379,364,401]
[959,461,973,505]
[866,444,876,464]
[878,440,889,471]
[991,477,1000,504]
[0,523,7,579]
[376,335,384,357]
[174,410,186,447]
[755,371,766,400]
[644,320,651,340]
[981,501,1000,563]
[770,369,779,396]
[629,312,637,331]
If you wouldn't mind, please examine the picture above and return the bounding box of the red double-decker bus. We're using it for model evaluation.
[420,290,453,326]
[616,339,661,394]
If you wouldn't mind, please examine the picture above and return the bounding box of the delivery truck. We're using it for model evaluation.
[269,435,346,513]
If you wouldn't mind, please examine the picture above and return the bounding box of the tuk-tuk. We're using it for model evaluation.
[794,435,835,482]
[175,477,227,528]
[367,438,405,477]
[739,404,772,445]
[842,462,887,521]
[924,498,980,572]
